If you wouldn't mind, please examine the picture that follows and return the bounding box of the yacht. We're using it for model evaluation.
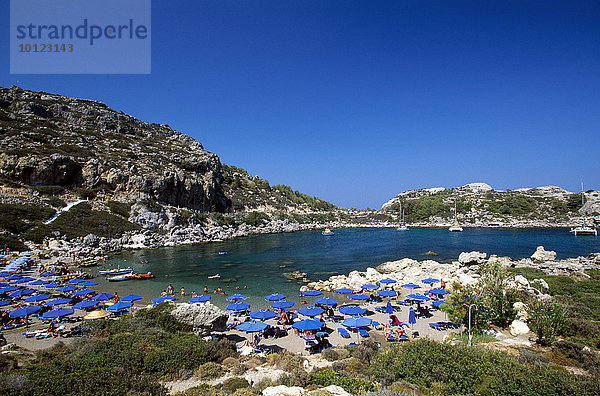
[570,183,597,236]
[397,202,409,231]
[449,199,463,232]
[322,228,334,236]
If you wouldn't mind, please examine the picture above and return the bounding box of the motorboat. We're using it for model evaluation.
[208,274,220,279]
[322,228,334,236]
[99,267,133,276]
[449,199,463,232]
[571,183,598,236]
[106,273,133,282]
[131,272,155,280]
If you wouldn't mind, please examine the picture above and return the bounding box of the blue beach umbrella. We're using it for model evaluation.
[250,309,277,320]
[385,300,394,314]
[226,293,248,301]
[9,305,40,318]
[121,294,142,302]
[56,285,78,293]
[10,289,34,298]
[342,316,372,328]
[6,275,22,281]
[226,302,250,312]
[41,308,74,320]
[379,278,397,284]
[43,282,62,288]
[377,289,397,298]
[432,300,447,308]
[406,293,431,302]
[0,299,12,307]
[334,287,354,294]
[0,282,7,287]
[73,300,97,310]
[152,295,176,304]
[339,305,366,316]
[298,306,325,317]
[361,283,378,290]
[28,280,48,286]
[44,297,72,306]
[91,292,115,302]
[237,320,268,333]
[291,319,323,331]
[271,300,294,309]
[264,293,286,301]
[302,290,322,296]
[430,288,449,295]
[72,289,96,297]
[40,272,57,277]
[315,296,337,306]
[107,301,133,312]
[401,283,421,289]
[348,293,369,301]
[422,278,440,285]
[0,286,20,293]
[190,295,211,303]
[408,307,417,328]
[67,278,85,285]
[79,281,99,287]
[0,272,13,278]
[24,293,52,303]
[13,277,35,283]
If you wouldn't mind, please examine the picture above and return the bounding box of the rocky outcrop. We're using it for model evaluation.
[0,86,229,212]
[170,302,228,335]
[531,246,557,262]
[509,319,530,336]
[459,251,487,266]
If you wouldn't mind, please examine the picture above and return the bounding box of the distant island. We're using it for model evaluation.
[0,86,598,260]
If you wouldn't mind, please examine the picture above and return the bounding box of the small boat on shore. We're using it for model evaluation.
[208,274,220,279]
[106,273,133,282]
[322,228,334,236]
[99,267,133,276]
[131,272,155,280]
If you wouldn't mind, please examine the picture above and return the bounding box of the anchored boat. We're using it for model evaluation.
[99,267,134,276]
[322,228,334,236]
[570,183,598,236]
[449,199,463,232]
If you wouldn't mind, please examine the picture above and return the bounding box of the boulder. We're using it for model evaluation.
[170,303,228,335]
[531,246,556,262]
[308,386,352,396]
[458,251,487,266]
[531,278,549,290]
[513,302,529,321]
[514,275,530,288]
[509,319,530,336]
[262,385,305,396]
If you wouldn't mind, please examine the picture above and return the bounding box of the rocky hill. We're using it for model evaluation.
[382,182,600,227]
[0,86,340,252]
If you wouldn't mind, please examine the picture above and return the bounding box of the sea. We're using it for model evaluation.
[98,228,599,309]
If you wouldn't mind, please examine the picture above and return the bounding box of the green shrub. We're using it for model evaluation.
[44,196,66,208]
[33,185,65,196]
[310,369,375,394]
[0,234,26,251]
[527,300,566,346]
[221,377,250,393]
[196,362,225,380]
[107,201,132,218]
[244,211,271,226]
[50,202,139,239]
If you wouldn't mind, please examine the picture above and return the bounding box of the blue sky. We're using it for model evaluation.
[2,1,600,208]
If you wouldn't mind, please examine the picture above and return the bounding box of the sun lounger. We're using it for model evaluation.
[372,321,383,330]
[429,322,443,330]
[398,335,409,341]
[358,329,369,337]
[337,328,350,338]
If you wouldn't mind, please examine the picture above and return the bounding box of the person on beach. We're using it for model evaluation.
[113,293,119,303]
[47,322,58,338]
[204,286,209,294]
[167,284,174,295]
[191,291,197,298]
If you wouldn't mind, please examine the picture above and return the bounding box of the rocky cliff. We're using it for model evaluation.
[0,86,229,212]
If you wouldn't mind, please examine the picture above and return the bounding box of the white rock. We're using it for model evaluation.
[531,246,556,262]
[263,385,305,396]
[514,275,530,287]
[513,302,529,321]
[509,319,530,336]
[310,385,352,396]
[532,278,549,289]
[459,251,487,266]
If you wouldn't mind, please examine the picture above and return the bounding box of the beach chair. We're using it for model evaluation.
[337,327,350,338]
[429,322,443,330]
[372,321,383,330]
[398,335,409,341]
[358,328,369,337]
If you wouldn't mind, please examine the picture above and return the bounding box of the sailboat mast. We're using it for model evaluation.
[582,182,587,228]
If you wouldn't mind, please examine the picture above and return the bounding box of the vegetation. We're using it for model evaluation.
[107,201,132,218]
[527,299,566,346]
[50,203,140,239]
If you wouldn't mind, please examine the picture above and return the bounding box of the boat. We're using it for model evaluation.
[570,183,598,236]
[208,274,220,279]
[397,202,409,231]
[218,251,228,255]
[449,199,463,232]
[131,272,155,280]
[322,228,334,236]
[99,267,133,276]
[106,273,133,282]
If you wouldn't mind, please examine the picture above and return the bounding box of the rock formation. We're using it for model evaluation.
[170,302,228,335]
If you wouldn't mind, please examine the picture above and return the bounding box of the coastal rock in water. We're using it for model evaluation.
[509,319,530,336]
[458,251,487,266]
[531,246,556,262]
[170,303,228,335]
[262,385,305,396]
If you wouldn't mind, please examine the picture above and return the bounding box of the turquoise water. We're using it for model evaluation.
[99,228,599,308]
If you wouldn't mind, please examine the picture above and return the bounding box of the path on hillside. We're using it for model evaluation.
[43,199,86,225]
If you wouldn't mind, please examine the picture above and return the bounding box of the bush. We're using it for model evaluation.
[527,300,565,346]
[45,196,66,208]
[221,377,250,393]
[107,201,132,218]
[244,211,270,227]
[51,203,140,239]
[310,369,375,394]
[196,362,225,380]
[33,185,65,196]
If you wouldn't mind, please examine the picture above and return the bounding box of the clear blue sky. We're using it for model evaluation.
[2,1,599,208]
